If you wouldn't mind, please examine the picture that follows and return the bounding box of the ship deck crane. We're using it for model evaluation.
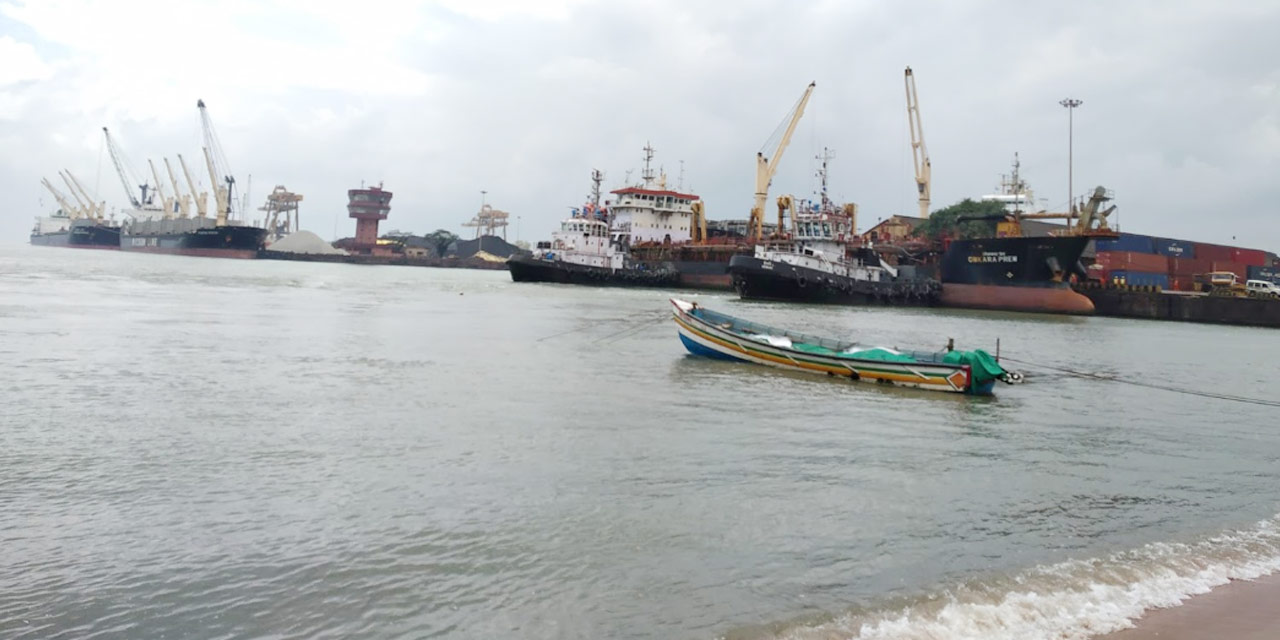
[163,158,191,217]
[64,170,105,219]
[178,154,209,218]
[198,99,235,226]
[41,177,83,219]
[148,159,174,219]
[59,171,92,219]
[750,81,816,241]
[103,127,149,210]
[905,67,931,218]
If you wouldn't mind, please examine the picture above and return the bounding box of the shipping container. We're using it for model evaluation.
[1152,238,1195,258]
[1095,233,1155,254]
[1095,251,1168,273]
[1168,275,1196,291]
[1167,257,1213,276]
[1209,261,1247,281]
[1109,270,1169,289]
[1247,265,1278,282]
[1231,247,1268,267]
[1194,243,1235,262]
[1266,252,1278,267]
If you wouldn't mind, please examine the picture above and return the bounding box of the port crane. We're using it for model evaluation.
[198,99,235,226]
[259,185,303,240]
[905,66,931,218]
[750,81,815,241]
[103,127,150,210]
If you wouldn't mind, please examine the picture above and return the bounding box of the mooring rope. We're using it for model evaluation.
[1000,356,1280,408]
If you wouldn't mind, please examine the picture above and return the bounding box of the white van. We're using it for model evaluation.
[1245,279,1280,298]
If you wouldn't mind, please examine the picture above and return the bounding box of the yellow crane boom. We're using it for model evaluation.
[42,177,82,219]
[63,171,105,219]
[178,154,208,218]
[750,81,816,241]
[164,158,191,218]
[905,66,931,218]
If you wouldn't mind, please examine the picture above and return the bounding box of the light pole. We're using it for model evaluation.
[1059,98,1082,215]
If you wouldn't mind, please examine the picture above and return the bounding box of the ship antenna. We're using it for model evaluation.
[816,147,835,209]
[678,160,685,191]
[641,142,656,186]
[1011,153,1022,215]
[590,169,603,209]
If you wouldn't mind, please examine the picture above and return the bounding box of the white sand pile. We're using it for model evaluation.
[267,230,347,255]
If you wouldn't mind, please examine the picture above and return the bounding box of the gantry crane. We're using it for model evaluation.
[749,81,815,241]
[905,67,931,218]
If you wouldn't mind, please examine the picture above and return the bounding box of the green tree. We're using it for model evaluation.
[914,199,1005,240]
[423,229,459,257]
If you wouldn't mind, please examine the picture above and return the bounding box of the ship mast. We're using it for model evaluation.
[640,143,655,186]
[816,147,835,211]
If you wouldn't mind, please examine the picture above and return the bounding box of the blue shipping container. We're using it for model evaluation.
[1109,270,1170,289]
[1096,233,1155,254]
[1153,238,1195,258]
[1247,265,1278,282]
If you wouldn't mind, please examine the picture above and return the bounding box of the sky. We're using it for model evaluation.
[2,0,1278,250]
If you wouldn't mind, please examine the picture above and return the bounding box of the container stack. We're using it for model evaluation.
[1089,233,1278,290]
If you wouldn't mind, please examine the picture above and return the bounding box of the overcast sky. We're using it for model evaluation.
[2,0,1278,250]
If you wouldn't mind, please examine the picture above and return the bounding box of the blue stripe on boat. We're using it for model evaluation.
[680,333,749,362]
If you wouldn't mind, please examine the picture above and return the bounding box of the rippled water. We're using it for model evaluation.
[2,245,1278,640]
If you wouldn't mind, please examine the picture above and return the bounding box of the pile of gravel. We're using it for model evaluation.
[267,230,347,255]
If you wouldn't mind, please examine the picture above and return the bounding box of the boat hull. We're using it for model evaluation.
[508,253,680,287]
[671,299,996,395]
[940,282,1095,314]
[939,235,1093,314]
[728,255,940,306]
[30,223,121,250]
[121,224,267,259]
[629,245,746,290]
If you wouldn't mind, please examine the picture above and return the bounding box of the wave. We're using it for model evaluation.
[762,513,1280,640]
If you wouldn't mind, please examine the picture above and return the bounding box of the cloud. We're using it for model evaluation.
[2,0,1279,251]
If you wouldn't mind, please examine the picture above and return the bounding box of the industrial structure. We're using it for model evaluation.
[347,184,393,255]
[905,67,931,218]
[749,81,814,241]
[259,185,304,242]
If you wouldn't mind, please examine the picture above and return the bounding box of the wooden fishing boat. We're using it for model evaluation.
[671,299,1021,395]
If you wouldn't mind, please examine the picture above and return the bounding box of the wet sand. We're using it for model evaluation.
[1100,573,1280,639]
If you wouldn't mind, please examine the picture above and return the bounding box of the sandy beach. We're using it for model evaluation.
[1099,572,1280,639]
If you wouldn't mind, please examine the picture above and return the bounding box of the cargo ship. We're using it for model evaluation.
[508,166,680,287]
[114,100,267,259]
[31,173,121,249]
[30,212,121,249]
[933,160,1110,315]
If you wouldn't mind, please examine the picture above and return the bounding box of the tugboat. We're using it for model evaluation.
[729,148,941,305]
[507,168,679,287]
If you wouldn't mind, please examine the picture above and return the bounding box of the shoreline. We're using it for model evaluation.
[1097,571,1280,639]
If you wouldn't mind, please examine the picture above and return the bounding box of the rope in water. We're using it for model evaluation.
[1000,355,1280,408]
[536,310,669,344]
